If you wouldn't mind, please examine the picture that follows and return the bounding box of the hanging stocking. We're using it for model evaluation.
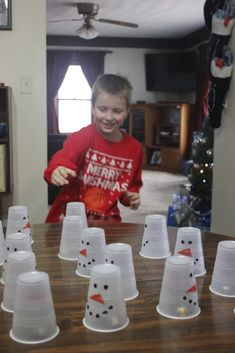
[208,45,233,128]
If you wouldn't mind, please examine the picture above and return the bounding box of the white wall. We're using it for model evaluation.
[210,33,235,237]
[0,0,47,224]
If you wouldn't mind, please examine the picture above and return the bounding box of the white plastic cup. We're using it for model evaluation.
[10,271,59,344]
[139,214,171,259]
[75,227,106,278]
[66,202,88,228]
[6,205,33,243]
[1,251,37,313]
[210,241,235,297]
[106,243,138,300]
[58,215,83,260]
[157,255,201,319]
[174,227,206,277]
[1,233,32,284]
[83,264,129,332]
[0,220,5,265]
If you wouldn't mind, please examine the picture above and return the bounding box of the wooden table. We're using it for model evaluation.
[1,222,235,353]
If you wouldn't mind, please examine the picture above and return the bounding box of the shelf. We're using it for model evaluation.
[127,102,191,173]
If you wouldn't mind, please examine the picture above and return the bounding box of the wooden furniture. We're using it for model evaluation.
[1,221,235,352]
[127,102,191,173]
[0,86,12,194]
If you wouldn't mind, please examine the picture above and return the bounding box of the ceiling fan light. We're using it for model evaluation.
[76,23,98,40]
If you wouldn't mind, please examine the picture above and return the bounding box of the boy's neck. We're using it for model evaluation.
[96,125,124,142]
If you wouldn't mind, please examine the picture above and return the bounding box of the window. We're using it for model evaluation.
[58,65,92,133]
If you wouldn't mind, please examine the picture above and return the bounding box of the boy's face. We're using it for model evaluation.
[92,91,129,140]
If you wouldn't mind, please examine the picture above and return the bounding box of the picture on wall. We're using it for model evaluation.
[0,0,12,30]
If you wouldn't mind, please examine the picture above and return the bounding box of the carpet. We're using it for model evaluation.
[119,170,189,224]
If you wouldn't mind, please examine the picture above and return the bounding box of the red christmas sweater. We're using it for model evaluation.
[44,124,144,223]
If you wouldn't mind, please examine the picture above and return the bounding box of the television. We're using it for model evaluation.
[145,51,197,92]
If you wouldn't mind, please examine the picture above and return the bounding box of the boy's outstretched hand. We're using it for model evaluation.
[51,166,77,186]
[124,191,140,210]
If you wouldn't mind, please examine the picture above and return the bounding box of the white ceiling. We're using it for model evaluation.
[46,0,206,39]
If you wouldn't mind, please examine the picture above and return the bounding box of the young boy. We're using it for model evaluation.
[44,74,144,222]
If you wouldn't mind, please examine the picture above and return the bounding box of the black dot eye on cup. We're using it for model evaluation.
[104,285,108,290]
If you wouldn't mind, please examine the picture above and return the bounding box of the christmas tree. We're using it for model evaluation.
[188,116,214,227]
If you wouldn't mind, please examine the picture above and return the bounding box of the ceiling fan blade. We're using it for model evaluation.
[47,18,82,23]
[97,18,138,28]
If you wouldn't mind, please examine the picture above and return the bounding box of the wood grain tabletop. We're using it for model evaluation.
[0,222,235,353]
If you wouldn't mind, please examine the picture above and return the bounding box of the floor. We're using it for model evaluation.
[119,170,189,224]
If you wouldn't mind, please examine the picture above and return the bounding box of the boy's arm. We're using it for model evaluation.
[119,146,144,208]
[44,130,87,184]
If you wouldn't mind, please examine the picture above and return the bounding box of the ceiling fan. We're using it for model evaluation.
[47,2,139,40]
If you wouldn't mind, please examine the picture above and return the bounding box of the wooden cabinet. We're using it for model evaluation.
[127,102,191,173]
[0,86,12,193]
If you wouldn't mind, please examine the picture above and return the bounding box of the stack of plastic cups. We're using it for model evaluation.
[1,233,32,284]
[75,227,106,278]
[157,255,201,319]
[174,226,206,277]
[139,214,171,259]
[1,251,37,313]
[10,271,59,344]
[58,215,84,261]
[0,220,5,265]
[106,243,138,300]
[65,202,88,228]
[83,264,129,332]
[210,240,235,297]
[6,205,33,244]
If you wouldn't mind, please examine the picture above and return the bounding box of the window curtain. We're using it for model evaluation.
[184,43,209,159]
[47,50,106,133]
[194,43,209,131]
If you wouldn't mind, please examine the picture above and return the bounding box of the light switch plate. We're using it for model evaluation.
[20,76,32,94]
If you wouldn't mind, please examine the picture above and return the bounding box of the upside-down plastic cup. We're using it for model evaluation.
[83,264,129,332]
[106,243,138,300]
[209,241,235,297]
[58,215,84,260]
[1,233,32,284]
[6,205,33,243]
[0,220,5,265]
[66,202,88,228]
[1,251,37,313]
[10,271,59,344]
[75,227,107,278]
[174,227,206,277]
[157,255,201,319]
[139,214,171,259]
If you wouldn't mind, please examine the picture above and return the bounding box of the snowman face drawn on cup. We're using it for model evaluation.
[6,206,33,242]
[157,255,201,319]
[1,234,32,284]
[86,279,114,318]
[76,229,106,278]
[140,215,170,259]
[83,264,129,332]
[174,227,206,277]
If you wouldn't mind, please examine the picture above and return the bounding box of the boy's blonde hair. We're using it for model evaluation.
[91,74,132,107]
